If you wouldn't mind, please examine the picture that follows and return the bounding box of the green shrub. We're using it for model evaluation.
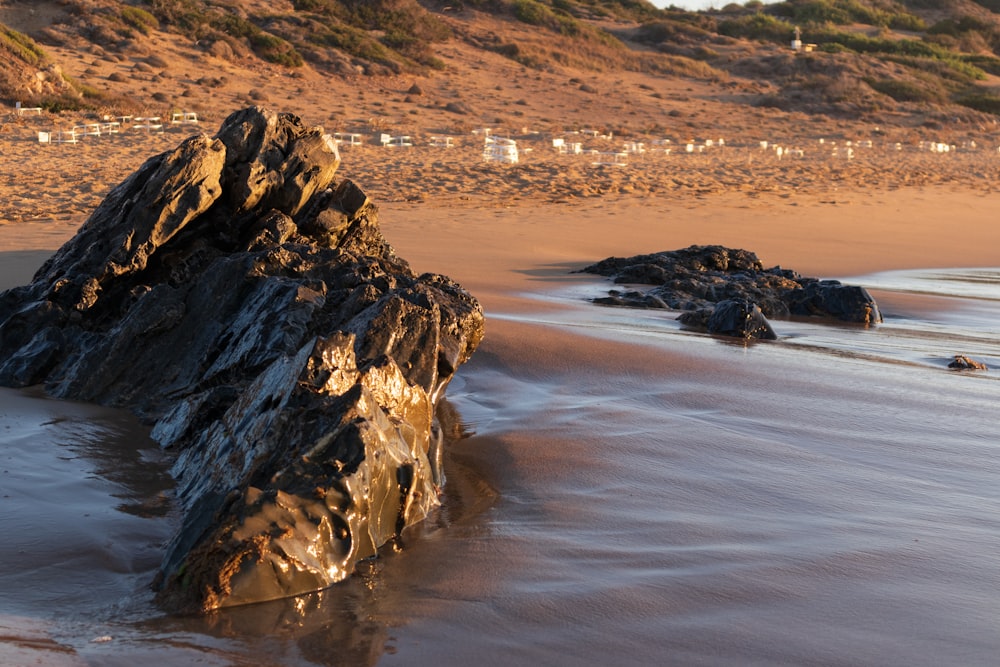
[819,42,853,53]
[77,83,106,100]
[769,0,852,26]
[637,19,713,44]
[866,78,943,103]
[121,6,159,35]
[249,32,304,67]
[309,23,396,65]
[809,28,987,81]
[955,92,1000,114]
[495,42,521,58]
[292,0,343,14]
[963,54,1000,76]
[144,0,212,37]
[381,28,443,67]
[888,13,926,31]
[513,0,581,35]
[347,1,451,42]
[0,25,47,66]
[718,13,795,43]
[212,13,257,40]
[768,0,925,30]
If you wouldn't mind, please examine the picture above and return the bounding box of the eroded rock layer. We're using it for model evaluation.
[0,107,484,612]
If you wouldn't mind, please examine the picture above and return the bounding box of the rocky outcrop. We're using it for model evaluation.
[581,245,881,339]
[0,107,484,613]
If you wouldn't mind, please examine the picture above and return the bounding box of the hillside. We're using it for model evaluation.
[2,0,1000,142]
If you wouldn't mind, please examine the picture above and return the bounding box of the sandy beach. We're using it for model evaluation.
[5,0,1000,658]
[3,98,1000,664]
[2,97,999,277]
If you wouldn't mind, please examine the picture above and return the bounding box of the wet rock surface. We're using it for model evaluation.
[581,245,881,339]
[0,107,484,612]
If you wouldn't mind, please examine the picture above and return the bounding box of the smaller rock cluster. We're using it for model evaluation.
[580,245,881,339]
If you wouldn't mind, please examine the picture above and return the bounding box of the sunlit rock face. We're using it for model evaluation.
[0,107,484,612]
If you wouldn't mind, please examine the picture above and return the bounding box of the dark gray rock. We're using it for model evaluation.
[580,245,881,337]
[784,280,882,323]
[696,298,776,340]
[0,107,484,613]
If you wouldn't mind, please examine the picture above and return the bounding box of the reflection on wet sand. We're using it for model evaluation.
[0,385,496,665]
[133,407,497,666]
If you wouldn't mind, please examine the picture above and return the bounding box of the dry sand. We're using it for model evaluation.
[1,107,998,295]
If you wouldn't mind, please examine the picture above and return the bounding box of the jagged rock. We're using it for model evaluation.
[679,298,776,340]
[0,107,484,613]
[784,280,882,324]
[948,355,987,370]
[579,245,881,337]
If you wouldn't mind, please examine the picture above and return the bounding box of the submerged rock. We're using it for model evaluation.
[706,298,777,340]
[0,107,484,612]
[948,355,987,370]
[580,245,881,338]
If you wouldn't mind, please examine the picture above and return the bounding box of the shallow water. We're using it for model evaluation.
[3,268,1000,665]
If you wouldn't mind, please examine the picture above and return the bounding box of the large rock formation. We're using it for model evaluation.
[580,245,881,339]
[0,107,484,612]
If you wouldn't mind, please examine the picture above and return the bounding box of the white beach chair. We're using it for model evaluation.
[623,141,645,155]
[592,152,628,167]
[73,124,102,139]
[382,134,413,147]
[53,130,78,144]
[334,132,362,147]
[651,138,672,155]
[15,101,43,116]
[133,117,164,133]
[37,131,51,145]
[483,136,518,164]
[171,111,199,126]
